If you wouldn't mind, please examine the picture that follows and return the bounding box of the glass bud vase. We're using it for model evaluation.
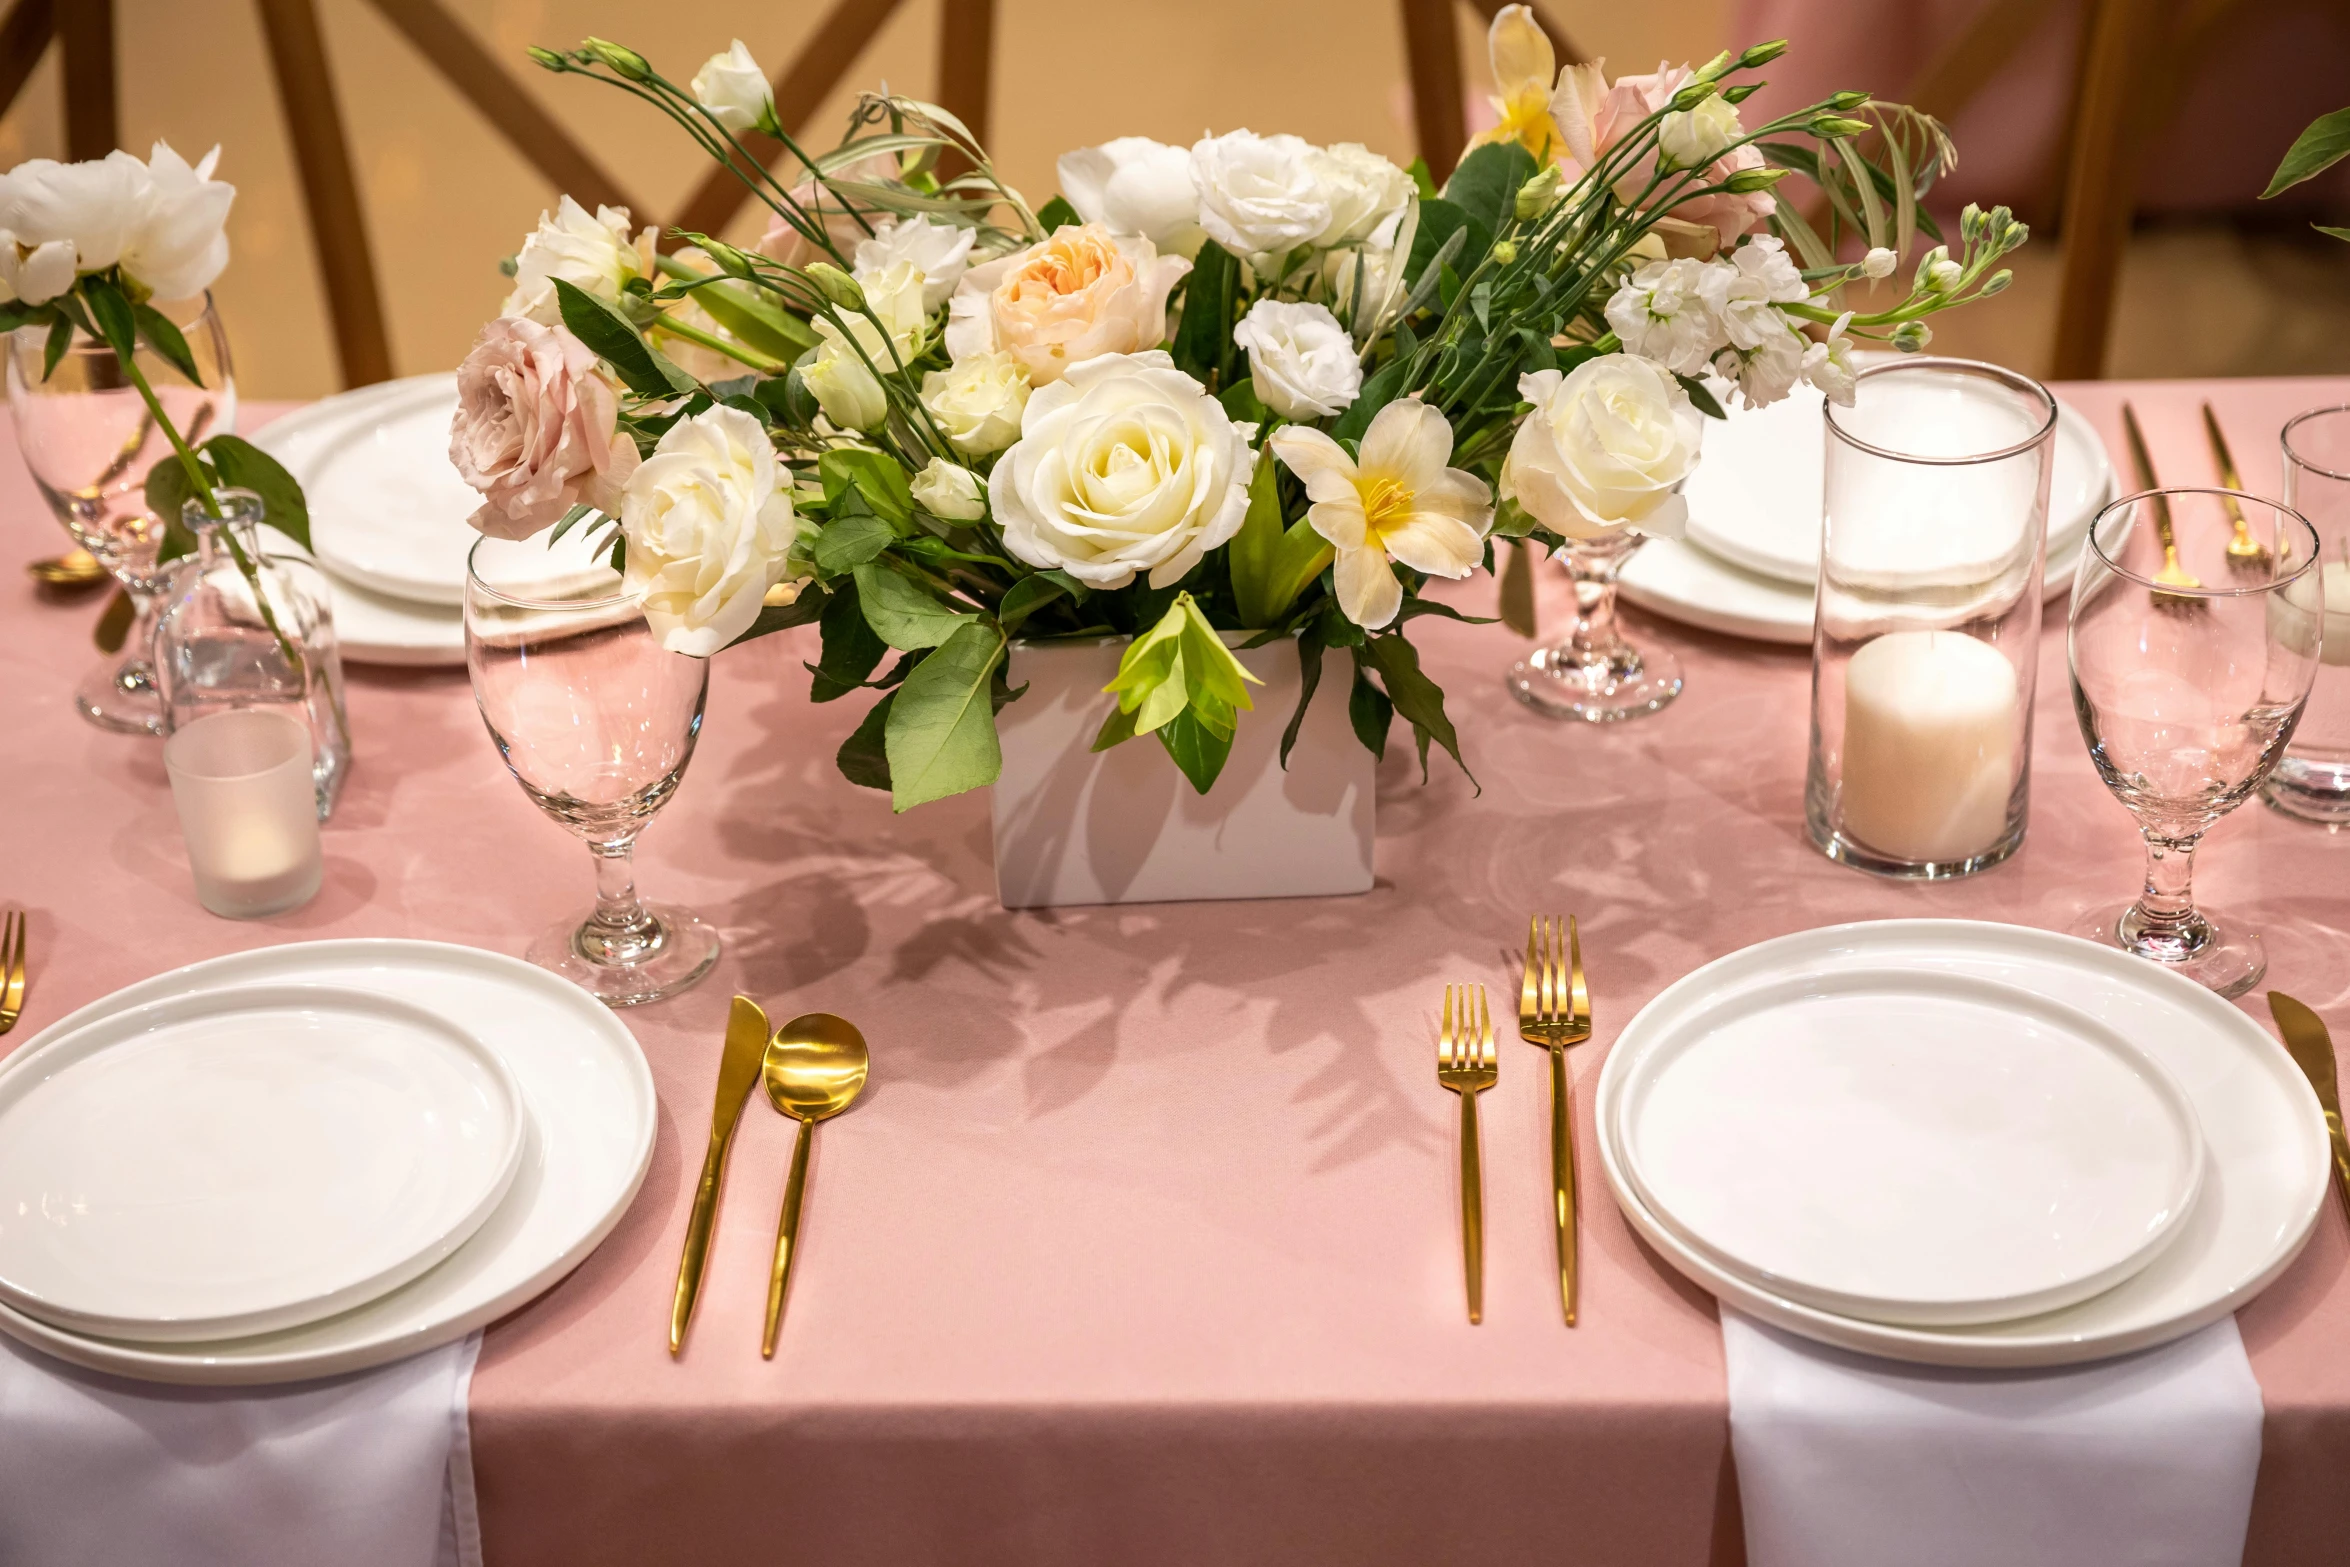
[154,488,351,818]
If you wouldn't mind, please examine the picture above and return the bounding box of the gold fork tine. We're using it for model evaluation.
[1569,916,1589,1032]
[0,909,24,1036]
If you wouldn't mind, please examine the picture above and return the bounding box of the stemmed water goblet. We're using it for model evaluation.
[2068,487,2322,996]
[6,295,236,734]
[1506,530,1682,723]
[464,535,721,1007]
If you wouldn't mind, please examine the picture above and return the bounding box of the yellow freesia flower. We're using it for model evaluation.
[1471,4,1563,163]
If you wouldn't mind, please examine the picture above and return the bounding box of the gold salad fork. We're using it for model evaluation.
[1519,915,1591,1325]
[1437,983,1499,1324]
[2121,402,2201,602]
[2200,402,2269,568]
[0,909,25,1037]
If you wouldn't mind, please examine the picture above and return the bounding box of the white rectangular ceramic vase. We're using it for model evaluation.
[990,635,1376,908]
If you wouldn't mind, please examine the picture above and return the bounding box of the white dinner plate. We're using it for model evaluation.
[1612,968,2204,1327]
[0,985,522,1343]
[0,941,655,1385]
[252,373,480,607]
[1597,920,2331,1367]
[328,575,465,668]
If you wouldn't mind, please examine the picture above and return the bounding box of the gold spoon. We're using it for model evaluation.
[759,1012,870,1357]
[27,547,108,588]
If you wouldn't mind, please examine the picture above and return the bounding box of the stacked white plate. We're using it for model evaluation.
[0,941,654,1385]
[252,373,478,668]
[1598,921,2332,1367]
[1617,378,2115,645]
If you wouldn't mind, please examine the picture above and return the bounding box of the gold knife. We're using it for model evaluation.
[2268,991,2350,1230]
[670,994,773,1354]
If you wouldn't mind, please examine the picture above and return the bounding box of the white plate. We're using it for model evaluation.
[0,941,655,1385]
[1597,920,2331,1367]
[0,985,522,1343]
[1612,968,2204,1327]
[252,373,481,607]
[1680,382,2113,587]
[245,523,464,669]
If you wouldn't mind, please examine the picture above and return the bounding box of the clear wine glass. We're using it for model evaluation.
[464,535,720,1007]
[2068,487,2322,996]
[7,294,237,734]
[1507,530,1682,722]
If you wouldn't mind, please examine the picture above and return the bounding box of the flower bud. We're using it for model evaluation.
[1811,116,1872,139]
[1722,83,1761,104]
[1861,246,1896,279]
[1828,91,1871,111]
[581,37,651,81]
[1914,245,1962,295]
[1978,268,2013,297]
[1740,39,1790,67]
[701,239,758,279]
[526,46,566,71]
[911,457,987,522]
[803,262,867,314]
[1692,49,1737,82]
[1671,80,1719,112]
[1513,165,1564,222]
[1722,166,1787,194]
[1489,239,1520,265]
[1891,320,1932,353]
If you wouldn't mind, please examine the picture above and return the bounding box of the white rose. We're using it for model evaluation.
[1189,131,1328,257]
[1230,298,1362,420]
[118,142,233,300]
[0,232,75,305]
[1502,355,1701,540]
[619,405,800,656]
[919,350,1031,455]
[911,457,987,521]
[1602,257,1721,377]
[1658,94,1743,169]
[0,150,146,272]
[503,196,657,327]
[802,343,888,431]
[990,350,1257,589]
[1307,142,1412,250]
[1802,312,1859,407]
[691,40,774,134]
[852,215,974,311]
[1702,235,1808,352]
[1056,138,1205,258]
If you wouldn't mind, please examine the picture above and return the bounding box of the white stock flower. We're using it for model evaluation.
[1802,311,1860,406]
[1711,324,1807,409]
[1703,235,1808,351]
[118,142,234,299]
[1056,138,1205,257]
[911,457,988,521]
[1916,244,1962,294]
[620,404,800,656]
[1307,143,1412,250]
[0,151,144,273]
[1269,399,1492,630]
[0,233,74,304]
[691,40,774,133]
[1189,131,1328,257]
[1861,246,1897,279]
[1502,355,1701,540]
[1230,298,1362,420]
[853,215,974,311]
[1658,94,1742,170]
[503,196,656,326]
[919,350,1031,455]
[990,350,1256,590]
[1602,258,1722,377]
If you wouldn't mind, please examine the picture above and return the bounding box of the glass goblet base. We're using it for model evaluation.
[1508,639,1683,723]
[76,651,164,735]
[528,902,721,1008]
[2076,900,2266,998]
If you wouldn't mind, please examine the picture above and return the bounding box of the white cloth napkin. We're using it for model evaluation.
[1723,1309,2264,1567]
[0,1331,481,1567]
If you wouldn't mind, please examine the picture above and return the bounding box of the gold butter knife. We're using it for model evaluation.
[2268,991,2350,1230]
[670,994,773,1354]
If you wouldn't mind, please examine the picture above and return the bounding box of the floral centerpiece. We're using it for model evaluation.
[451,9,2024,812]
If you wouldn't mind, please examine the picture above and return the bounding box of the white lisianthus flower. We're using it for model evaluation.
[919,351,1031,455]
[1602,257,1722,377]
[911,457,988,522]
[853,215,974,311]
[691,40,775,134]
[619,405,800,656]
[117,142,235,300]
[1861,246,1897,280]
[1657,94,1743,170]
[944,224,1187,385]
[1703,235,1809,351]
[1322,243,1400,318]
[1502,355,1702,540]
[0,232,75,305]
[503,196,657,326]
[802,345,887,431]
[1189,131,1329,257]
[1056,138,1206,258]
[801,260,929,432]
[990,350,1257,590]
[1712,325,1808,409]
[1269,399,1493,630]
[1801,311,1860,406]
[1306,143,1413,250]
[1230,298,1362,420]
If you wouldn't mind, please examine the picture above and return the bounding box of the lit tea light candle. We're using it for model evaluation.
[163,709,323,919]
[1840,630,2020,863]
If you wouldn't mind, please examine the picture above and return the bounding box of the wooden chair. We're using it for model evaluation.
[1402,0,1583,185]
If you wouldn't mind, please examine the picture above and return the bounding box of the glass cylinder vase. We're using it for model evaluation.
[153,489,351,817]
[2265,405,2350,823]
[1804,358,2057,877]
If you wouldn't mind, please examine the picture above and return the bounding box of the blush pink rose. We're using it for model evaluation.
[449,315,640,539]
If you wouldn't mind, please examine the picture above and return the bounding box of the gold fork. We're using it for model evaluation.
[1519,915,1591,1326]
[1437,983,1499,1325]
[2121,402,2201,601]
[0,909,26,1037]
[2200,402,2269,567]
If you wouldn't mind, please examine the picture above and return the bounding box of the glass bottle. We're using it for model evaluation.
[153,488,351,817]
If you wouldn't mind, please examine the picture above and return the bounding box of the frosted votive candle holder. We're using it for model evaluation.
[163,708,323,918]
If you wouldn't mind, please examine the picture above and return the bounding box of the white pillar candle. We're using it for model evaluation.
[2270,560,2350,668]
[1840,630,2020,863]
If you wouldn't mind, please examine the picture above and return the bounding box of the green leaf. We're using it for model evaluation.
[996,572,1069,636]
[93,586,135,653]
[1440,142,1536,249]
[685,278,820,360]
[204,435,312,553]
[1364,632,1472,785]
[1156,706,1235,794]
[1393,596,1497,627]
[145,455,204,565]
[1036,195,1080,231]
[2317,224,2350,242]
[1219,377,1269,426]
[80,276,137,359]
[808,576,889,701]
[811,513,896,576]
[1406,197,1477,284]
[851,560,973,649]
[728,582,830,647]
[2264,107,2350,199]
[1279,631,1325,768]
[836,690,895,791]
[1405,157,1439,201]
[1331,357,1410,444]
[1347,655,1393,759]
[1674,372,1728,420]
[554,278,698,398]
[1171,240,1240,388]
[1090,700,1139,752]
[1228,451,1338,628]
[883,621,1008,810]
[40,314,72,380]
[132,303,203,386]
[1104,592,1261,737]
[0,300,41,334]
[819,448,915,530]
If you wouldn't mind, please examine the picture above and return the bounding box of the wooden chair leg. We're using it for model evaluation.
[57,0,112,159]
[1401,0,1465,183]
[937,0,995,153]
[2051,0,2166,380]
[254,0,394,387]
[0,0,54,124]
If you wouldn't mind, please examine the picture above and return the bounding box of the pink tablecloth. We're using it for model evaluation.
[3,377,2346,1567]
